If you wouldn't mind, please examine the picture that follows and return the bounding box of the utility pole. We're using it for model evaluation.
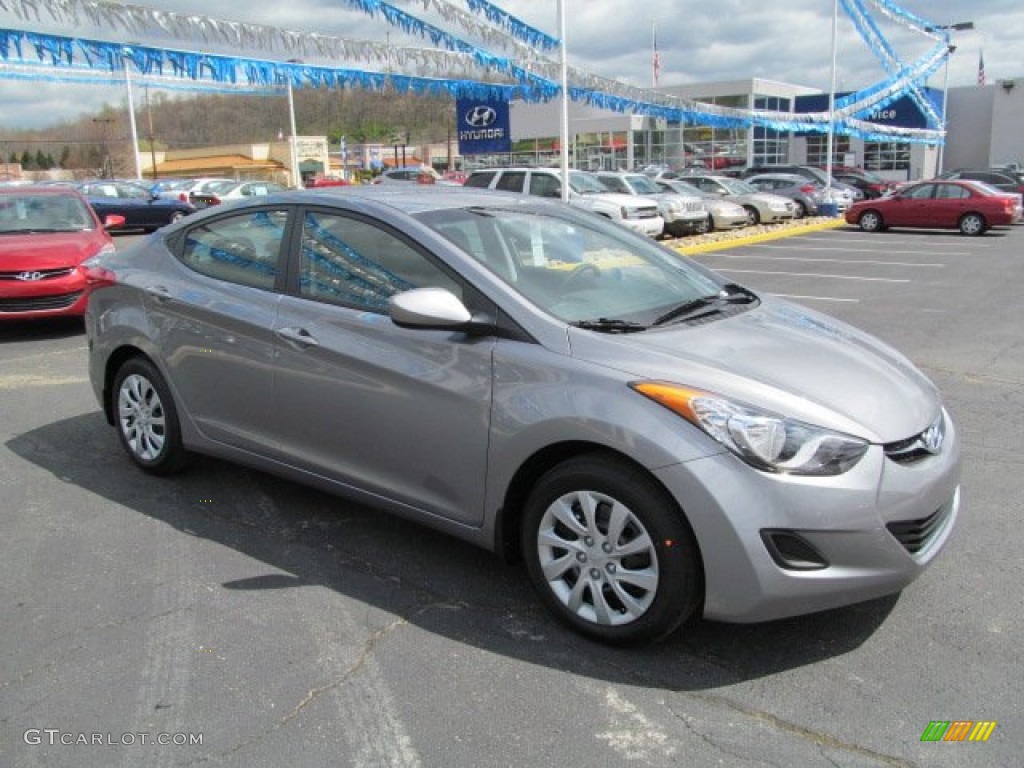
[145,85,158,180]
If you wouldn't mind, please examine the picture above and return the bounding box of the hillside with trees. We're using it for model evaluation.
[1,87,456,178]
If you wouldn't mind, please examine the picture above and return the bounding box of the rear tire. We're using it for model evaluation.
[521,453,701,645]
[958,213,986,236]
[112,357,190,475]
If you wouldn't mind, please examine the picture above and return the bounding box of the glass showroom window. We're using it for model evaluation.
[753,95,790,166]
[864,141,911,172]
[805,134,852,167]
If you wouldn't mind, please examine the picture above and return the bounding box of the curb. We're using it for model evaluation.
[673,217,849,255]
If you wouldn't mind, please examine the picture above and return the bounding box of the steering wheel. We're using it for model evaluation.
[559,262,601,291]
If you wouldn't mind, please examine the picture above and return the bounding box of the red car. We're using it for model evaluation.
[0,186,125,320]
[845,179,1022,236]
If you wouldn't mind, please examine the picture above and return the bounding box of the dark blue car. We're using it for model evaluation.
[75,180,194,232]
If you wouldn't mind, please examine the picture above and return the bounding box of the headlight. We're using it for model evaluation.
[630,382,869,475]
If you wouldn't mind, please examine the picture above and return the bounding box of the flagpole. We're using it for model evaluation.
[652,19,657,88]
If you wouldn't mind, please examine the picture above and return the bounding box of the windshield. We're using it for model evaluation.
[418,205,739,326]
[0,194,95,233]
[568,171,610,195]
[625,175,662,194]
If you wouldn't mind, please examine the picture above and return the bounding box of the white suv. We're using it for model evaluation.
[464,168,664,237]
[595,171,710,237]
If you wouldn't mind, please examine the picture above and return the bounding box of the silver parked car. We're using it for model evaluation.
[654,178,749,231]
[85,186,960,645]
[684,174,796,225]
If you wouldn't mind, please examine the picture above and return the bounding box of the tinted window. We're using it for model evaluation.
[299,210,461,312]
[934,184,970,200]
[903,185,934,200]
[180,209,287,291]
[528,174,560,198]
[495,172,526,193]
[463,172,496,189]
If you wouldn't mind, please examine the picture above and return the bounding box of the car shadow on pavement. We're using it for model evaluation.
[0,316,85,342]
[8,412,898,692]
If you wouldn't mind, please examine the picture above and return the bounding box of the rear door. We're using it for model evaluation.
[272,206,495,525]
[153,207,290,452]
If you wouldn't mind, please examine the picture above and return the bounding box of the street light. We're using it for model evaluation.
[286,59,303,189]
[934,21,974,174]
[557,0,569,202]
[123,47,143,181]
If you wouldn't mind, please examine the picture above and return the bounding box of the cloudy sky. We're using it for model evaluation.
[0,0,1020,129]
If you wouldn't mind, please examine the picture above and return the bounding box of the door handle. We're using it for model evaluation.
[276,326,320,348]
[144,285,173,302]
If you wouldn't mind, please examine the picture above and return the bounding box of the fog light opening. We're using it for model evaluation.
[761,530,829,571]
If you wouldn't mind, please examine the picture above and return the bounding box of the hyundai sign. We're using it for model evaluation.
[456,97,511,155]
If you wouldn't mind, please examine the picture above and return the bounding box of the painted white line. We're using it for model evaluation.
[794,234,994,248]
[716,268,910,283]
[769,293,860,303]
[748,244,964,257]
[711,253,945,267]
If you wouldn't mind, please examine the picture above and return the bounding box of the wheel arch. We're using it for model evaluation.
[496,441,706,583]
[101,345,151,425]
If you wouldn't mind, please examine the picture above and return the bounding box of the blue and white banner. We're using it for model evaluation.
[456,97,510,155]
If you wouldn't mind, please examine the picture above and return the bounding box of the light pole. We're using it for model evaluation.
[123,48,142,181]
[825,0,839,201]
[934,21,974,175]
[557,0,569,202]
[286,60,303,189]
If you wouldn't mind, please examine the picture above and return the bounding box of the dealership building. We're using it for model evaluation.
[495,76,1023,181]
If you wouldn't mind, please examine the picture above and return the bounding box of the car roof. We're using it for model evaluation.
[231,184,565,216]
[0,184,86,198]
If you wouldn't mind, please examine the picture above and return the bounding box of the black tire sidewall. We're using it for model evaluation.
[521,454,700,645]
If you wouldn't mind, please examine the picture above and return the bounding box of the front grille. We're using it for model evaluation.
[685,201,705,212]
[887,505,950,555]
[0,267,76,281]
[0,290,84,312]
[884,415,945,465]
[884,435,931,464]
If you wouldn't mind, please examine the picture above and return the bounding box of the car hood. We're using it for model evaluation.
[574,191,655,210]
[0,232,106,269]
[567,297,939,443]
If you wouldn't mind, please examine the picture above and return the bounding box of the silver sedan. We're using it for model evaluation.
[85,186,960,645]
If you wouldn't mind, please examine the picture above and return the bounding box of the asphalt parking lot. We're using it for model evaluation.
[2,223,1021,767]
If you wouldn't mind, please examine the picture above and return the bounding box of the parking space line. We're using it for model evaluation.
[795,234,995,248]
[748,245,964,258]
[715,268,910,283]
[710,253,945,267]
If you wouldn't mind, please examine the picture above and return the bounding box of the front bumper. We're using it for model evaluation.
[620,215,666,238]
[653,413,961,623]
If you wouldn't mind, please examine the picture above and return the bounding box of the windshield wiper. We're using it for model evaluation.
[651,284,757,327]
[572,318,649,333]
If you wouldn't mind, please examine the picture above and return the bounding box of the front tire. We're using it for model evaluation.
[858,210,884,232]
[521,454,701,645]
[743,206,760,226]
[112,357,190,475]
[959,213,986,236]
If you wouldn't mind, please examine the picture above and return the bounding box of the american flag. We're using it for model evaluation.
[653,29,661,87]
[978,51,986,86]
